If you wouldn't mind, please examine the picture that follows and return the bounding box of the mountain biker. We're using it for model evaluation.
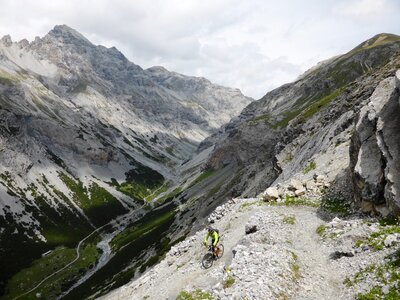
[204,226,219,257]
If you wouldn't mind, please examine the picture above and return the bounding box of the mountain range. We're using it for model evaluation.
[0,26,400,299]
[0,25,251,299]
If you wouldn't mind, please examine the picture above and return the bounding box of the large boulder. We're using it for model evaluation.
[262,186,280,201]
[288,179,304,191]
[350,71,400,215]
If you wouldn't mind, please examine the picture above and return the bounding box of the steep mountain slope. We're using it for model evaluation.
[103,34,400,300]
[0,25,252,298]
[183,33,400,222]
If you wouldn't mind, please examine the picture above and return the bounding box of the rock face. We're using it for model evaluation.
[198,33,400,204]
[0,24,252,229]
[350,71,400,215]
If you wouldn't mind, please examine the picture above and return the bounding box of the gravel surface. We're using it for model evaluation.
[102,198,400,300]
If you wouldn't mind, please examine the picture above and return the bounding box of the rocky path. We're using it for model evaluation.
[288,208,347,300]
[103,199,400,300]
[103,199,361,300]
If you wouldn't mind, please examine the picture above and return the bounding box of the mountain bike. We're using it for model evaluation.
[202,244,224,269]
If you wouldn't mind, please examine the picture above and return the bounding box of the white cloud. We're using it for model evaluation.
[335,0,387,17]
[0,0,399,98]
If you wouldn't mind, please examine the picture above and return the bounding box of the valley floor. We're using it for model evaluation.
[102,198,400,300]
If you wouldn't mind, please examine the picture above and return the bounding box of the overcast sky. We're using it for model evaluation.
[0,0,399,98]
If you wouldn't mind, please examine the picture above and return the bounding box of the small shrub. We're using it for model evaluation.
[291,263,301,280]
[303,161,316,174]
[283,152,293,163]
[316,225,327,237]
[283,215,296,225]
[223,276,235,289]
[320,196,352,217]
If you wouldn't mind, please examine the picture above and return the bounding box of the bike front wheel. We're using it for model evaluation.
[202,253,214,269]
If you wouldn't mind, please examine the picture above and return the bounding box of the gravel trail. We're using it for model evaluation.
[102,199,378,300]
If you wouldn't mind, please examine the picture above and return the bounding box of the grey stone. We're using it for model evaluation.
[295,187,307,196]
[263,187,280,200]
[382,285,390,295]
[306,180,318,191]
[245,222,258,235]
[288,179,304,191]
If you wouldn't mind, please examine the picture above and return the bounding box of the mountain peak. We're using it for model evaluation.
[0,34,12,46]
[46,24,92,45]
[352,32,400,53]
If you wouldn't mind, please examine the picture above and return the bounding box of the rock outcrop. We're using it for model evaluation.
[350,70,400,216]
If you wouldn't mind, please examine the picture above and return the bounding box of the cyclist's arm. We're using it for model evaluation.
[204,234,209,245]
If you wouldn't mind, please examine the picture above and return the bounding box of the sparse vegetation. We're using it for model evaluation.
[298,87,345,123]
[316,225,327,237]
[0,70,18,86]
[277,291,290,300]
[320,196,352,217]
[165,146,174,156]
[59,172,127,226]
[283,152,293,163]
[272,109,301,128]
[108,163,165,202]
[240,200,267,210]
[176,289,214,300]
[344,249,400,299]
[247,114,271,126]
[188,169,216,187]
[155,186,183,204]
[242,195,319,211]
[270,195,320,208]
[223,275,236,289]
[354,221,400,251]
[303,161,316,174]
[70,79,88,94]
[289,251,301,281]
[110,205,176,251]
[206,180,225,198]
[283,215,296,225]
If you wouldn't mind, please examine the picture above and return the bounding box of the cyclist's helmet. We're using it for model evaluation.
[207,226,214,233]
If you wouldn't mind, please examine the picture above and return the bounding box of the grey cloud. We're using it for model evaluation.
[0,0,399,98]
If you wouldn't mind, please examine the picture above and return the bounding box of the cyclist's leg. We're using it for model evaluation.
[211,239,216,256]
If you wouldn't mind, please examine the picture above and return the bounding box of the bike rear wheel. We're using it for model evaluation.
[216,244,224,258]
[202,253,214,269]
